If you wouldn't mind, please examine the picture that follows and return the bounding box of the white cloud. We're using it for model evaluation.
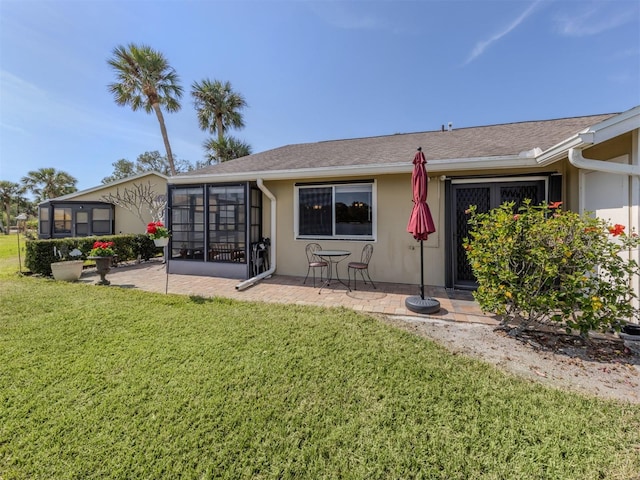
[463,1,541,66]
[554,3,639,37]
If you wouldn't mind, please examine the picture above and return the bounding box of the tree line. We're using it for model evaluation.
[0,42,251,232]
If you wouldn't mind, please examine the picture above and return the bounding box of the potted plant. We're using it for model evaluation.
[146,221,170,247]
[88,241,115,285]
[50,246,84,281]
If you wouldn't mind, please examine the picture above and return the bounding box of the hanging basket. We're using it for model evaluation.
[154,237,169,247]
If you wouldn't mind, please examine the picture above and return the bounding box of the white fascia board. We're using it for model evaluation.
[536,106,640,167]
[580,105,640,145]
[169,155,533,184]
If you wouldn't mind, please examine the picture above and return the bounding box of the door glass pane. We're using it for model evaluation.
[76,211,88,236]
[455,187,490,283]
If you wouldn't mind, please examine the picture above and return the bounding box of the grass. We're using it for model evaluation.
[0,232,27,276]
[1,234,639,479]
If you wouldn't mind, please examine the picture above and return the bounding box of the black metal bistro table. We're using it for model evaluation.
[315,250,351,293]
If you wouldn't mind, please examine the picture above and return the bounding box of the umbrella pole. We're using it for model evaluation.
[420,239,424,300]
[405,238,440,314]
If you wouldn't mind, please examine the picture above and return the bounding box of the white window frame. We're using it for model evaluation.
[294,181,377,240]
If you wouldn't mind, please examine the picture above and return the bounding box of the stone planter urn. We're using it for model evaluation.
[88,256,113,285]
[51,260,84,282]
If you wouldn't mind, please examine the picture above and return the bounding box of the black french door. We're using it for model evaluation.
[447,179,546,289]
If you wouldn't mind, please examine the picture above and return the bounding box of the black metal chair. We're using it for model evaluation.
[303,243,328,287]
[348,244,376,290]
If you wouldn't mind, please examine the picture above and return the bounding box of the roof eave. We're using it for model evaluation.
[169,155,537,184]
[536,106,640,166]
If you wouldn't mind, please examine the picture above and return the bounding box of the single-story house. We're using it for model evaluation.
[166,105,640,297]
[37,171,168,239]
[38,106,639,300]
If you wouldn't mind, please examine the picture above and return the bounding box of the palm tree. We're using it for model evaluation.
[0,181,22,234]
[21,168,77,203]
[191,79,249,162]
[202,136,252,164]
[107,43,183,175]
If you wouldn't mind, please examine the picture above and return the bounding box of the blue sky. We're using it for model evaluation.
[1,0,639,192]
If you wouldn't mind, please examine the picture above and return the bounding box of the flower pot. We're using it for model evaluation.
[154,237,169,247]
[88,256,113,285]
[50,260,84,282]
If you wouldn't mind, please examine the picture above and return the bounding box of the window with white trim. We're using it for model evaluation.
[295,182,375,239]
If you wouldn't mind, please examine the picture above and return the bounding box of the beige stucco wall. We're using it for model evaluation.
[68,174,167,235]
[260,174,445,286]
[258,131,639,289]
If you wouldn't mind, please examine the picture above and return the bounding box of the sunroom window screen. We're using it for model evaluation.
[299,187,332,236]
[208,185,246,263]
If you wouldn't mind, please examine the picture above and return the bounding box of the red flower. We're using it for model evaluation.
[548,201,563,209]
[92,241,114,249]
[608,224,625,237]
[513,214,519,221]
[146,221,164,234]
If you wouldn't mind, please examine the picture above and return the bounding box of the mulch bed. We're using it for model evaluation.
[501,326,637,364]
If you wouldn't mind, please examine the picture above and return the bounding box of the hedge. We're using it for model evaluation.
[24,234,159,276]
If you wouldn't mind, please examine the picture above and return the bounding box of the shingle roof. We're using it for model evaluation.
[183,113,617,176]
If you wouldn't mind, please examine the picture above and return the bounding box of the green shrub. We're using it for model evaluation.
[25,234,157,276]
[464,200,640,335]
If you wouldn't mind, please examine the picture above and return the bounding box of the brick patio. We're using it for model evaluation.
[81,259,498,326]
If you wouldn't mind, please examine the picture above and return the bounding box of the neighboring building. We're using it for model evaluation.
[167,106,639,297]
[38,171,168,239]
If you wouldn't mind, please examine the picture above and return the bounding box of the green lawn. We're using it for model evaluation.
[1,234,639,479]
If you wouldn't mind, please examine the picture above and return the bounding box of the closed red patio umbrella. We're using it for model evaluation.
[406,147,440,314]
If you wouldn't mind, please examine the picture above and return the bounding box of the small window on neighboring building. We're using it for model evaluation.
[76,211,89,236]
[39,206,50,236]
[54,208,72,234]
[92,208,111,234]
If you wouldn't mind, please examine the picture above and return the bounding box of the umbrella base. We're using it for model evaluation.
[405,296,441,314]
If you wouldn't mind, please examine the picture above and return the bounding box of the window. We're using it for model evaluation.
[76,211,89,236]
[39,207,49,236]
[54,208,72,234]
[92,208,111,234]
[296,182,375,239]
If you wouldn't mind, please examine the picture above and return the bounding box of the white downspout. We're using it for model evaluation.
[569,146,640,318]
[568,148,640,176]
[236,178,276,290]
